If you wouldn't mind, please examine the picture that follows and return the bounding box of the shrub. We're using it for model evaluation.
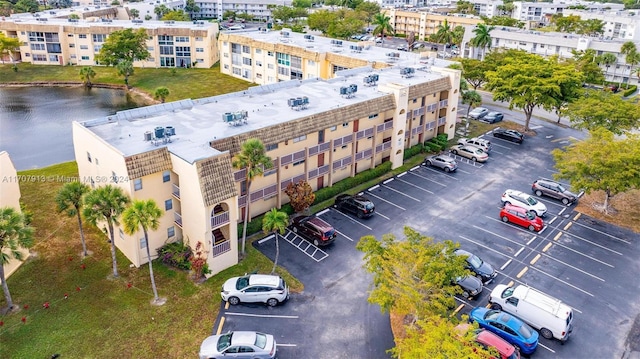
[157,241,192,270]
[424,141,442,153]
[623,85,637,97]
[403,144,424,159]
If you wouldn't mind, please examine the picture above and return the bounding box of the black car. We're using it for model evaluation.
[493,129,524,143]
[290,216,336,247]
[455,249,497,284]
[334,194,375,218]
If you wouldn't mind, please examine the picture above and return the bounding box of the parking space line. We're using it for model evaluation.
[564,222,573,230]
[452,304,465,316]
[330,209,372,230]
[216,316,225,335]
[543,242,552,252]
[516,267,528,278]
[526,266,594,297]
[538,343,556,353]
[500,259,512,270]
[538,252,605,282]
[366,192,406,210]
[258,234,274,244]
[480,217,544,237]
[277,344,298,347]
[283,231,329,262]
[381,184,421,201]
[570,220,630,244]
[473,223,534,248]
[375,211,390,220]
[317,209,330,216]
[383,178,394,184]
[449,154,485,167]
[414,165,459,180]
[394,177,434,194]
[406,170,447,186]
[514,247,524,257]
[397,171,407,177]
[225,312,299,319]
[530,254,541,265]
[526,236,537,246]
[554,232,562,241]
[369,184,380,191]
[573,212,581,221]
[335,229,354,242]
[559,230,624,256]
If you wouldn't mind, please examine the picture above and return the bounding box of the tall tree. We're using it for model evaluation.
[262,208,289,275]
[307,10,338,34]
[552,128,640,214]
[469,23,494,60]
[184,0,200,19]
[551,59,586,123]
[232,139,273,256]
[459,58,493,90]
[55,182,91,257]
[598,53,617,84]
[356,226,469,321]
[371,13,394,43]
[355,1,380,25]
[0,32,21,64]
[433,19,454,46]
[13,0,39,13]
[83,185,130,278]
[154,4,170,19]
[96,28,150,67]
[116,60,134,88]
[462,90,482,118]
[0,207,34,311]
[485,50,582,131]
[79,66,96,88]
[162,10,191,21]
[129,8,140,19]
[122,200,163,303]
[284,180,315,213]
[621,41,640,85]
[455,0,476,15]
[563,89,640,134]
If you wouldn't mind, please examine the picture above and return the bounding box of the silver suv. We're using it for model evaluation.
[457,137,491,153]
[532,178,578,205]
[221,274,289,307]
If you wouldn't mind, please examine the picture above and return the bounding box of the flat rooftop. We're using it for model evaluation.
[228,28,449,68]
[82,64,450,163]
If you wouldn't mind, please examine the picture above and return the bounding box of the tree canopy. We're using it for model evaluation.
[0,207,34,310]
[162,10,191,21]
[485,50,583,130]
[96,28,150,67]
[459,58,494,90]
[552,128,640,213]
[0,33,21,64]
[284,180,315,213]
[563,89,640,134]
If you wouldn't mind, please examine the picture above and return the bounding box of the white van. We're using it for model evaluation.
[489,284,574,343]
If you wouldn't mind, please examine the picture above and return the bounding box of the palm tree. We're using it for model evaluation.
[0,207,34,311]
[262,208,289,274]
[232,139,273,256]
[79,66,96,88]
[599,53,617,84]
[433,19,455,47]
[154,87,170,103]
[371,13,394,44]
[129,8,140,19]
[620,41,640,86]
[83,185,130,278]
[470,23,494,60]
[56,182,91,257]
[461,90,482,135]
[116,60,134,89]
[122,200,163,303]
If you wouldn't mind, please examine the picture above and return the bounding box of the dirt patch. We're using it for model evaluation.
[575,190,640,233]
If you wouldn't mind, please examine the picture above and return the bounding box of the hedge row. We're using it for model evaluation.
[623,85,638,97]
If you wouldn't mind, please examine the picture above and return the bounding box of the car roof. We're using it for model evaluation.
[353,195,372,203]
[503,203,526,213]
[307,217,333,230]
[487,111,501,115]
[230,331,258,346]
[505,189,526,198]
[476,330,516,356]
[455,249,472,257]
[248,274,281,287]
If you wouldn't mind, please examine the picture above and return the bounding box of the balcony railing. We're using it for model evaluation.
[212,240,231,257]
[172,184,180,199]
[211,211,230,228]
[174,212,182,227]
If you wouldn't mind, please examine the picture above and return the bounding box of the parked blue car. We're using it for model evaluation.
[470,307,539,355]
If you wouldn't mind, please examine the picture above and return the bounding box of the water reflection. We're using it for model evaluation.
[0,86,138,170]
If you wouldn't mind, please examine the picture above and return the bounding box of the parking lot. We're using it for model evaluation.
[211,116,640,358]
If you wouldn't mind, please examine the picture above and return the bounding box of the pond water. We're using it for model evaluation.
[0,87,138,170]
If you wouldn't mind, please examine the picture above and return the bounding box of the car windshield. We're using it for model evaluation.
[518,323,533,339]
[254,333,267,349]
[468,255,483,268]
[557,184,566,192]
[217,333,232,351]
[526,196,538,205]
[485,310,501,321]
[526,212,536,220]
[236,276,249,290]
[474,148,484,154]
[364,203,374,210]
[324,230,334,238]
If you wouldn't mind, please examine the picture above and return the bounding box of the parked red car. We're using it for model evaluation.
[499,204,544,232]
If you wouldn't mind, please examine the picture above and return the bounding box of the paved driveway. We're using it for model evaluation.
[211,116,640,358]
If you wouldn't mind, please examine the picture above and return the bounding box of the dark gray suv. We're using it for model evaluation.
[531,178,578,205]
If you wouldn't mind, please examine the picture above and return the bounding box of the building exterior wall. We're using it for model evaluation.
[384,9,482,41]
[511,1,623,23]
[0,152,29,279]
[564,9,640,41]
[194,0,292,21]
[0,18,219,68]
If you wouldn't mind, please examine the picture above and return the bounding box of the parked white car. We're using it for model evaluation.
[501,189,547,217]
[457,137,492,153]
[221,274,289,307]
[468,107,489,120]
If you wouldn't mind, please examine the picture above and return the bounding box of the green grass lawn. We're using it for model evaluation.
[0,63,255,102]
[0,162,302,358]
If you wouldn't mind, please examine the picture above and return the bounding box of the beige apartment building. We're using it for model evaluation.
[0,152,30,279]
[383,9,482,41]
[0,16,219,68]
[73,39,461,275]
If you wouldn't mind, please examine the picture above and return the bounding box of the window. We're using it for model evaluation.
[293,135,306,143]
[242,45,250,53]
[28,32,44,42]
[342,122,349,127]
[81,56,90,60]
[158,35,174,45]
[30,43,45,51]
[278,66,290,76]
[87,152,92,162]
[80,45,89,50]
[161,57,175,67]
[368,114,378,119]
[134,178,142,191]
[330,125,337,131]
[163,171,170,182]
[318,130,324,143]
[256,48,261,54]
[196,48,204,53]
[49,54,58,62]
[267,64,274,69]
[160,46,173,55]
[175,36,189,42]
[293,159,305,166]
[267,51,274,56]
[256,60,262,67]
[167,226,175,238]
[69,44,75,48]
[79,34,87,39]
[266,143,278,151]
[291,55,302,69]
[231,43,241,54]
[165,199,173,210]
[92,34,107,42]
[242,57,252,66]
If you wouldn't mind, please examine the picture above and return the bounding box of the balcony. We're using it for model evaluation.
[172,184,180,199]
[212,240,231,257]
[174,212,182,228]
[211,211,230,228]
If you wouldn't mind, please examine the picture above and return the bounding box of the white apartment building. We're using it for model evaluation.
[564,9,640,41]
[0,15,219,68]
[468,0,503,18]
[0,152,29,279]
[511,1,623,24]
[73,30,461,276]
[195,0,292,22]
[461,25,640,84]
